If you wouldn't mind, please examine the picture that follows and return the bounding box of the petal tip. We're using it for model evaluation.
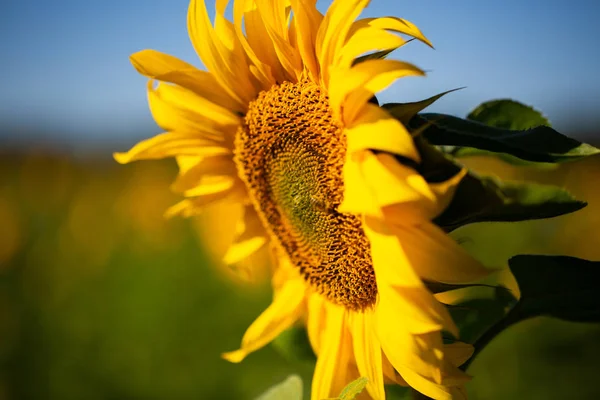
[113,152,131,164]
[222,349,247,363]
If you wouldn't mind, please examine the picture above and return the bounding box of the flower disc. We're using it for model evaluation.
[235,79,377,310]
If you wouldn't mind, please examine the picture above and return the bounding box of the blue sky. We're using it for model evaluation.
[2,0,599,148]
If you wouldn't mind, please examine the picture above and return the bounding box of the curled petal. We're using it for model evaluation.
[187,0,256,104]
[222,278,306,363]
[223,206,268,265]
[130,49,243,111]
[113,132,230,164]
[351,311,385,400]
[316,0,370,86]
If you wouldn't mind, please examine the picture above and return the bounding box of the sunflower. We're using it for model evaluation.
[115,0,490,398]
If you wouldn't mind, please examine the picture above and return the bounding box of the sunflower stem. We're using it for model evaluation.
[460,302,524,371]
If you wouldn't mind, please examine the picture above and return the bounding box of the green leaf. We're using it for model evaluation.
[255,375,303,400]
[412,113,600,163]
[272,326,316,363]
[461,256,600,371]
[409,136,462,183]
[448,286,518,344]
[445,147,560,168]
[509,255,600,322]
[434,172,586,231]
[424,281,500,294]
[448,99,558,166]
[329,377,369,400]
[383,88,463,125]
[352,49,395,66]
[467,99,551,130]
[393,138,586,231]
[385,385,411,400]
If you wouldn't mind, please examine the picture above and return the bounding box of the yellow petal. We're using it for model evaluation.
[363,216,423,288]
[397,362,470,400]
[351,311,385,400]
[335,26,405,71]
[367,216,459,336]
[441,361,471,388]
[181,176,237,197]
[443,342,474,367]
[329,59,424,124]
[354,16,433,48]
[376,283,456,337]
[192,199,244,264]
[290,0,323,81]
[130,49,243,112]
[153,81,240,127]
[255,0,303,79]
[344,104,419,160]
[383,168,469,224]
[223,206,268,265]
[391,222,490,284]
[147,81,241,136]
[214,0,237,50]
[113,132,230,164]
[339,150,430,219]
[311,303,354,400]
[176,155,203,174]
[382,353,407,385]
[359,152,435,211]
[233,0,280,87]
[427,168,468,218]
[393,365,453,400]
[339,150,382,218]
[375,308,446,388]
[170,155,237,195]
[187,0,256,104]
[222,278,306,363]
[316,0,370,87]
[381,330,470,398]
[306,292,327,355]
[164,182,247,218]
[343,62,425,123]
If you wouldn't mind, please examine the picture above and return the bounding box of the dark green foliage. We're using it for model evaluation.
[412,113,599,163]
[467,99,551,130]
[434,173,586,231]
[509,255,600,323]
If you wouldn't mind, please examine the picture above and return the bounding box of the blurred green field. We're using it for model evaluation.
[1,147,599,399]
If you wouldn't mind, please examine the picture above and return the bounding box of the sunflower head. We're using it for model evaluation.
[115,0,490,399]
[236,77,378,310]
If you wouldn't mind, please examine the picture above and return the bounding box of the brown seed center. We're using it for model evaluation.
[234,79,377,310]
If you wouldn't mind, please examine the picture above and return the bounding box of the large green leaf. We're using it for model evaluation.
[447,286,518,344]
[509,255,600,322]
[352,49,395,66]
[435,173,587,231]
[451,99,557,166]
[255,375,303,400]
[467,99,551,130]
[446,147,560,168]
[424,281,498,294]
[462,255,600,370]
[407,138,586,231]
[412,113,599,163]
[383,88,462,125]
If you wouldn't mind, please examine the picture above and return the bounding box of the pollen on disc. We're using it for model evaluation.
[234,78,377,311]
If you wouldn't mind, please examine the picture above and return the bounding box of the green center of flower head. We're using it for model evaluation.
[234,78,377,311]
